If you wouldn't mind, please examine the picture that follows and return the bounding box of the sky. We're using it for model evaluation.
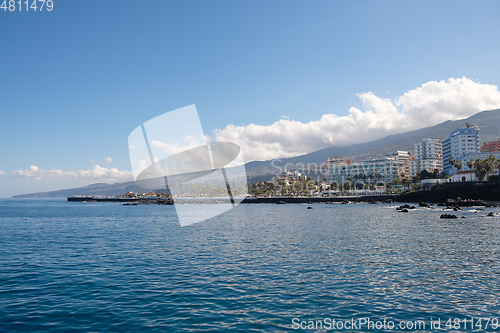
[2,0,500,197]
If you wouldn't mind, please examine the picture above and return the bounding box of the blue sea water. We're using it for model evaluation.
[1,199,500,332]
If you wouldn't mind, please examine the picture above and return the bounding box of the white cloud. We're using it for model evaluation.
[215,77,500,161]
[150,135,205,156]
[12,165,133,183]
[90,157,113,164]
[0,170,6,175]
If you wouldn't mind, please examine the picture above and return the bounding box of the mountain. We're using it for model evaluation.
[244,108,500,175]
[13,182,147,198]
[13,109,500,198]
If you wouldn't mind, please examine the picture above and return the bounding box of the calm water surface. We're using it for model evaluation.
[1,199,500,332]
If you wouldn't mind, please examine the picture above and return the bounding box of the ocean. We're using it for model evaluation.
[1,199,500,332]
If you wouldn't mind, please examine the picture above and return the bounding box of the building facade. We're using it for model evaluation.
[481,140,500,153]
[386,151,412,178]
[409,139,443,177]
[328,157,405,184]
[442,123,480,176]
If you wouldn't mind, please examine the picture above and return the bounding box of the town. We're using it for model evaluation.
[249,123,500,197]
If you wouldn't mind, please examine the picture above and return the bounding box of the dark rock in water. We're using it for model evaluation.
[307,206,313,209]
[399,208,409,213]
[440,213,458,219]
[487,212,495,217]
[419,202,431,208]
[437,203,446,207]
[397,204,415,211]
[453,206,461,211]
[461,216,466,218]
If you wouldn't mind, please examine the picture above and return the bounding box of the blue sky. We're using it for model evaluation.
[2,0,500,197]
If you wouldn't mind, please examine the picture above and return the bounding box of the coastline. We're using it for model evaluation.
[67,181,500,206]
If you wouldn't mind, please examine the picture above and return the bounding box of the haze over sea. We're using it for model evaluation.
[1,199,500,332]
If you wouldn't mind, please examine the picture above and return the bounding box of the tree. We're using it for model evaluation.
[485,155,497,179]
[449,157,456,168]
[467,160,474,170]
[473,158,487,181]
[402,177,411,191]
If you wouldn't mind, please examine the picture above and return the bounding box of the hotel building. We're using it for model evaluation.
[328,157,405,184]
[442,123,480,175]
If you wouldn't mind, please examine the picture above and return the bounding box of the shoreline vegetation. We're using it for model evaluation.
[67,181,500,206]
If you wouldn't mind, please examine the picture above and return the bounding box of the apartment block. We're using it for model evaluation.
[442,123,479,175]
[409,139,443,177]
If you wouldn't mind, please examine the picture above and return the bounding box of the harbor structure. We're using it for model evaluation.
[409,139,443,177]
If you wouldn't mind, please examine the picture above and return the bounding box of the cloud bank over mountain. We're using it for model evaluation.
[11,77,500,183]
[215,77,500,161]
[13,165,133,183]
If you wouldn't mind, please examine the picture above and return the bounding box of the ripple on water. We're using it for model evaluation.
[0,200,500,332]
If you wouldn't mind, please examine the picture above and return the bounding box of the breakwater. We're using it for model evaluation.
[401,181,500,203]
[67,195,399,204]
[67,197,174,204]
[242,195,398,204]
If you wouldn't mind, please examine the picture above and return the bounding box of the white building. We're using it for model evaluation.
[387,151,412,178]
[450,152,500,181]
[386,151,411,161]
[328,157,405,185]
[448,170,477,183]
[409,139,443,177]
[442,123,479,175]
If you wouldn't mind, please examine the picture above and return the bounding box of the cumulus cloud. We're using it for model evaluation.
[150,135,206,156]
[215,77,500,161]
[90,157,113,164]
[12,165,133,183]
[0,170,6,175]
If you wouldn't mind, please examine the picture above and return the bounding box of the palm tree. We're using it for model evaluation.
[473,158,487,181]
[449,157,456,168]
[467,160,474,171]
[402,177,411,191]
[485,155,497,180]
